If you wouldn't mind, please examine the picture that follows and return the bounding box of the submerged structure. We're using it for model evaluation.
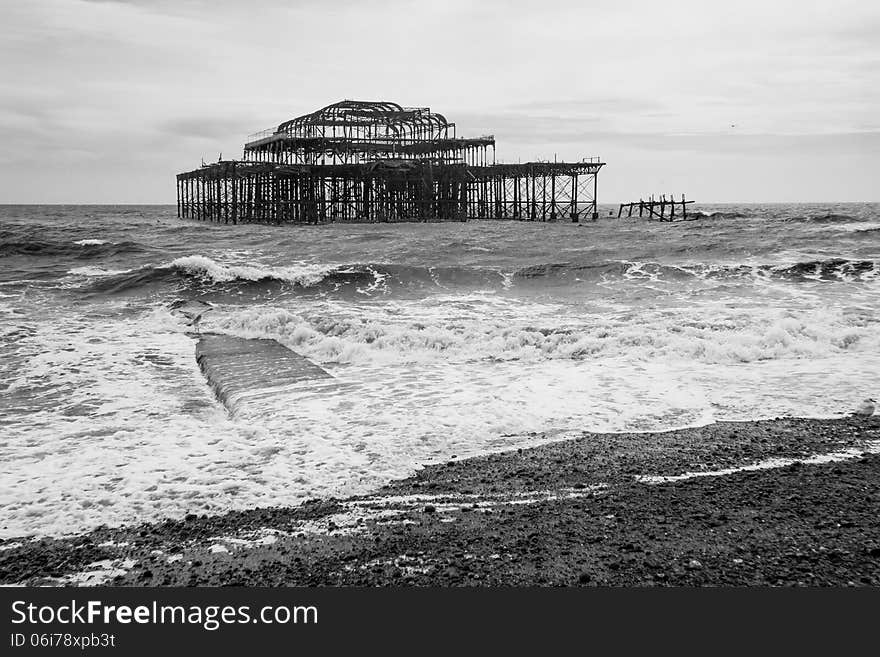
[176,100,604,224]
[619,195,695,220]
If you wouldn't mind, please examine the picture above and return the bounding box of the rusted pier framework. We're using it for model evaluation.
[618,194,695,221]
[177,100,604,224]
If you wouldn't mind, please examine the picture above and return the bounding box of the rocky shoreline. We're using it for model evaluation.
[2,417,879,586]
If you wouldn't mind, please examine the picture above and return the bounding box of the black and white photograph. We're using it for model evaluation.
[1,0,879,620]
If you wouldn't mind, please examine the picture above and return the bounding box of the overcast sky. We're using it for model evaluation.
[1,0,878,203]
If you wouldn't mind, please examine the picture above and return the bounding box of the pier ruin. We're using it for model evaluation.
[618,195,695,221]
[176,100,604,224]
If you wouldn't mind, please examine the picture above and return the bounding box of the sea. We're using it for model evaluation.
[1,203,878,538]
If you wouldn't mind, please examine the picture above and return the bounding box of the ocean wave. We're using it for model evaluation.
[169,255,336,286]
[82,255,509,296]
[762,258,876,281]
[514,258,878,284]
[690,211,750,220]
[690,258,877,283]
[81,254,879,296]
[805,213,861,223]
[661,210,871,224]
[209,304,879,367]
[0,238,146,258]
[514,261,642,281]
[84,266,179,294]
[68,266,134,277]
[81,256,336,295]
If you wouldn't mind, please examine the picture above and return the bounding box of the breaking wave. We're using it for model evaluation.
[208,304,878,367]
[690,211,750,220]
[80,254,879,296]
[82,255,507,295]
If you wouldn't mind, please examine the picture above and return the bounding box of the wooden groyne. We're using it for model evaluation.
[618,195,694,221]
[176,100,605,224]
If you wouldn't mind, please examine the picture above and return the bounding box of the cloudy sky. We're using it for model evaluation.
[1,0,877,203]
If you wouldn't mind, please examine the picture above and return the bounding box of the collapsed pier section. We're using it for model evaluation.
[176,100,604,224]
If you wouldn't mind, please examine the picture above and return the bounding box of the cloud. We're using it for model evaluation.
[507,98,670,115]
[156,116,259,142]
[0,0,878,202]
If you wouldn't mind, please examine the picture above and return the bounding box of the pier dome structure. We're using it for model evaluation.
[176,99,603,224]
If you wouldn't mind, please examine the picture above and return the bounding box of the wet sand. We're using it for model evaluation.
[2,417,879,586]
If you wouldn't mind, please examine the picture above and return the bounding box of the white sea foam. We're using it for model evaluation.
[637,441,880,484]
[208,300,879,367]
[0,299,703,538]
[169,255,336,286]
[2,284,879,540]
[67,266,132,277]
[3,238,880,540]
[73,239,109,246]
